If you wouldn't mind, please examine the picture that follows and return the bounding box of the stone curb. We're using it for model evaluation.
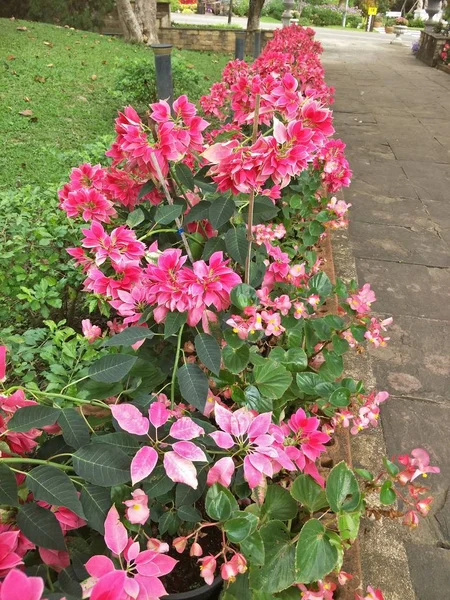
[331,218,417,599]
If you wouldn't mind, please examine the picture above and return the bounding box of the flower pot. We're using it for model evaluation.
[385,25,394,33]
[374,20,383,27]
[393,24,408,35]
[163,576,223,600]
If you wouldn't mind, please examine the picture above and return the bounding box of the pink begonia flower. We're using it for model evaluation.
[403,510,419,528]
[82,319,102,343]
[355,585,385,600]
[347,283,376,314]
[397,448,440,482]
[0,346,6,382]
[87,507,177,600]
[0,568,44,600]
[130,446,158,486]
[416,496,433,516]
[298,580,336,599]
[0,531,23,576]
[123,489,150,525]
[364,317,392,348]
[198,555,217,585]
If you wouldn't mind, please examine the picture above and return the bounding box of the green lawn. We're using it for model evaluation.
[260,16,281,24]
[0,19,231,190]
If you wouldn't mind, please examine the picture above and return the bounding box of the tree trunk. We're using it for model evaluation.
[135,0,159,45]
[116,0,143,42]
[247,0,266,31]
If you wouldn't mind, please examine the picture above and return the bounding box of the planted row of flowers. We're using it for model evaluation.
[0,24,439,600]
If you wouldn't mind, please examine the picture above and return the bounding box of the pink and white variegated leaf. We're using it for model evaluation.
[104,506,128,556]
[169,417,204,441]
[110,403,149,436]
[163,451,198,489]
[131,445,159,486]
[172,441,207,462]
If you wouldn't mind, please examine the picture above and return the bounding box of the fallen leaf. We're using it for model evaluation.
[30,116,38,123]
[47,63,54,67]
[43,41,53,47]
[19,109,33,117]
[91,74,97,80]
[102,60,107,65]
[23,96,31,102]
[16,26,28,31]
[7,54,15,60]
[77,95,88,102]
[34,75,46,83]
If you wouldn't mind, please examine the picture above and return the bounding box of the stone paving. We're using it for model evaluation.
[322,35,450,599]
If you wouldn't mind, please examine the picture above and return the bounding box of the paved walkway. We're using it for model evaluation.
[322,35,450,599]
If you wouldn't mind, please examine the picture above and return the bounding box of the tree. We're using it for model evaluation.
[117,0,159,44]
[247,0,266,31]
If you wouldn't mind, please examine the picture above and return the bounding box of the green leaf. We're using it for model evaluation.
[243,385,272,412]
[338,510,361,541]
[137,180,155,200]
[184,200,211,225]
[242,195,279,224]
[58,568,82,599]
[230,283,258,310]
[155,204,183,225]
[177,363,209,413]
[202,236,226,260]
[319,350,344,381]
[164,311,187,339]
[249,520,295,594]
[177,504,202,522]
[309,272,332,297]
[329,387,351,408]
[225,227,248,265]
[175,162,195,190]
[92,432,140,454]
[17,503,65,550]
[26,466,85,518]
[326,461,361,513]
[296,372,321,396]
[295,519,339,583]
[224,512,258,543]
[58,408,90,450]
[383,457,400,477]
[254,361,292,399]
[103,327,155,347]
[261,485,298,521]
[143,465,175,498]
[284,348,308,372]
[221,573,251,600]
[195,333,221,376]
[89,354,137,384]
[223,344,250,374]
[209,196,235,229]
[8,405,60,432]
[0,464,18,506]
[205,484,238,522]
[380,480,396,505]
[332,334,349,356]
[126,208,145,228]
[355,468,373,481]
[239,531,265,566]
[159,511,180,535]
[72,443,131,487]
[290,474,328,513]
[80,484,112,534]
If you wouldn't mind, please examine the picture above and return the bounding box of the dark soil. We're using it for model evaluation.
[162,526,223,594]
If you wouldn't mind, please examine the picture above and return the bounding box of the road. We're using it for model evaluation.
[170,13,421,42]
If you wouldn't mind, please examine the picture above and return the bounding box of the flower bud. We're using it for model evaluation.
[190,542,203,557]
[173,536,188,553]
[402,510,419,528]
[183,341,195,353]
[147,538,170,553]
[231,553,247,574]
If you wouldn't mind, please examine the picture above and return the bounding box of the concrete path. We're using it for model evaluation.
[322,34,450,599]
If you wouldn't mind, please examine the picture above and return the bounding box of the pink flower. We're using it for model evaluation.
[207,456,235,488]
[69,162,105,190]
[348,283,376,314]
[416,496,433,516]
[198,555,217,585]
[298,580,336,599]
[124,489,150,525]
[61,188,117,223]
[82,319,102,343]
[0,346,6,382]
[0,531,23,576]
[81,221,145,266]
[355,587,385,600]
[0,569,44,600]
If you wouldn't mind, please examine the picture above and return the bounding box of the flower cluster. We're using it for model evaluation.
[440,41,450,65]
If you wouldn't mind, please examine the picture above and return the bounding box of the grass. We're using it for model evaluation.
[0,18,231,190]
[260,16,281,24]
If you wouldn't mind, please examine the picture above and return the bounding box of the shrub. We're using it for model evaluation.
[114,56,205,113]
[302,5,343,26]
[0,186,83,330]
[407,16,424,27]
[262,0,285,20]
[233,0,250,16]
[346,14,363,27]
[28,0,114,30]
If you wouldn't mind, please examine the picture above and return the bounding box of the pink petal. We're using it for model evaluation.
[85,555,115,578]
[248,412,272,439]
[90,570,127,600]
[110,404,149,436]
[172,441,207,462]
[209,431,235,449]
[273,117,288,144]
[214,403,233,433]
[149,402,170,428]
[207,457,235,488]
[170,417,204,441]
[163,451,198,489]
[131,446,158,486]
[104,506,128,556]
[0,569,44,600]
